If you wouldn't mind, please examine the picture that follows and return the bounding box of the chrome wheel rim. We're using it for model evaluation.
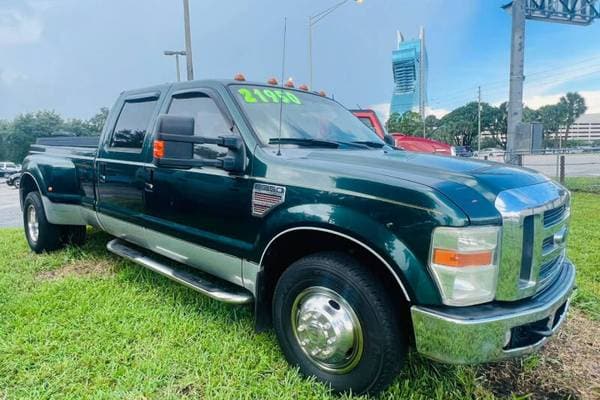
[291,286,363,374]
[27,205,39,243]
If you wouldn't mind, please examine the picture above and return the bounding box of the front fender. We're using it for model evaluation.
[254,202,442,305]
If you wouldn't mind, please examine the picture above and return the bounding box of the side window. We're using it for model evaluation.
[167,93,232,160]
[110,98,158,149]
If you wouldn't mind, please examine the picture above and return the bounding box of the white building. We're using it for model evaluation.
[559,113,600,143]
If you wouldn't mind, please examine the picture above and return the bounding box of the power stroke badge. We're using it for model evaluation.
[252,183,286,217]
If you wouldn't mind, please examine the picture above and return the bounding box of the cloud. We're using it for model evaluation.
[0,69,28,85]
[0,3,44,46]
[524,90,600,114]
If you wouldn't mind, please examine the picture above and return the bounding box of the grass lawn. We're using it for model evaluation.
[564,177,600,195]
[0,193,598,399]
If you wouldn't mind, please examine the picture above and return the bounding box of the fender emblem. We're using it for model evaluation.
[252,183,286,217]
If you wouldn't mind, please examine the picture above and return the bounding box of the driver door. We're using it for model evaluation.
[142,88,254,284]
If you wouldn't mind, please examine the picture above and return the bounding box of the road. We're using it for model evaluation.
[0,180,22,228]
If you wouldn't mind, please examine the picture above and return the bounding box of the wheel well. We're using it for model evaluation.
[255,228,412,333]
[19,173,40,208]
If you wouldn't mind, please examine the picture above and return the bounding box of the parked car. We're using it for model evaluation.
[0,161,19,177]
[476,147,506,158]
[20,79,575,395]
[453,145,473,157]
[351,109,454,156]
[6,172,22,188]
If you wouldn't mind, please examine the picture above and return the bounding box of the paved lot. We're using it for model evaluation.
[479,153,600,178]
[0,180,22,228]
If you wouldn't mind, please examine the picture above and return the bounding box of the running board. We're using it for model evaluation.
[107,238,253,304]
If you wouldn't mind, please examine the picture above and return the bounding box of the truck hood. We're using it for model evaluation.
[287,149,549,223]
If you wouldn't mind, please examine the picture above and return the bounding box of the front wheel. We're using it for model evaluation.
[272,252,406,395]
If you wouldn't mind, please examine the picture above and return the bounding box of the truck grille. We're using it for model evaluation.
[495,182,570,301]
[538,254,564,293]
[544,204,567,228]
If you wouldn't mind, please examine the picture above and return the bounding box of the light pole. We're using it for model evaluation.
[164,50,186,82]
[183,0,194,80]
[308,0,363,88]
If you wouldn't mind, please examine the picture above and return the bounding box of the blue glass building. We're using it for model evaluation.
[390,31,427,116]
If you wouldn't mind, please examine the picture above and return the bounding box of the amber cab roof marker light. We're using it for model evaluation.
[267,77,278,85]
[284,78,294,88]
[234,73,246,82]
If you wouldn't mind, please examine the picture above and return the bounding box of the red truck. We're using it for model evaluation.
[351,109,454,156]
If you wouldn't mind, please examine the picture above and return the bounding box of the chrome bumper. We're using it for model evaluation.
[411,258,575,364]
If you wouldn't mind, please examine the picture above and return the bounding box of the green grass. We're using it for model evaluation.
[0,193,598,399]
[564,176,600,194]
[566,193,600,319]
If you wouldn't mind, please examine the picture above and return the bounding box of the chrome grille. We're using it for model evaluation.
[538,254,564,293]
[495,181,570,301]
[544,204,567,228]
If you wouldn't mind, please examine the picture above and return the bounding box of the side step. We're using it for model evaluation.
[107,238,253,304]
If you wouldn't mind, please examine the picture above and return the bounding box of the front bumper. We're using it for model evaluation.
[411,258,575,364]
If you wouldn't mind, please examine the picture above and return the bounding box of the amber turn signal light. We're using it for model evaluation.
[153,140,165,159]
[432,249,493,268]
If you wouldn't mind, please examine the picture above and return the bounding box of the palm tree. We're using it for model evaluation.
[559,92,587,142]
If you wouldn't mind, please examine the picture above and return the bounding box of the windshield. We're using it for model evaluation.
[232,84,384,147]
[5,163,16,168]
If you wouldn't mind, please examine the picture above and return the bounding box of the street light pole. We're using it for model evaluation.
[308,0,363,88]
[164,51,187,82]
[183,0,194,81]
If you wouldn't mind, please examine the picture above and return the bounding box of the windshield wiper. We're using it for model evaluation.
[349,141,385,148]
[268,138,340,148]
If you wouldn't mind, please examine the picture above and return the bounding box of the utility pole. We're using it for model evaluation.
[506,0,526,164]
[419,26,426,137]
[183,0,194,81]
[477,85,482,153]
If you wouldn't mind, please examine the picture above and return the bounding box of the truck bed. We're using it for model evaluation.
[35,136,100,148]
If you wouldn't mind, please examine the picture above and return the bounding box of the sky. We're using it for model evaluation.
[2,0,600,122]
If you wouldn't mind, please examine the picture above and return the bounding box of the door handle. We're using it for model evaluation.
[98,163,107,183]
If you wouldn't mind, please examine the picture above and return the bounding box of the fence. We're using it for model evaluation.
[476,150,600,193]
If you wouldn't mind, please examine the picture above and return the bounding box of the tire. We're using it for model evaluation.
[23,191,63,253]
[272,252,406,395]
[61,225,87,246]
[14,177,20,189]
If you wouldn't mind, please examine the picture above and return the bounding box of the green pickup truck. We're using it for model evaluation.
[20,79,575,395]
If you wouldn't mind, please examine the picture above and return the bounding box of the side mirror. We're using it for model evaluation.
[384,134,401,149]
[153,114,246,173]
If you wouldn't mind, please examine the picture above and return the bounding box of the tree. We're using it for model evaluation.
[386,111,422,136]
[5,111,64,162]
[424,115,440,137]
[88,107,109,134]
[558,92,586,142]
[436,102,498,147]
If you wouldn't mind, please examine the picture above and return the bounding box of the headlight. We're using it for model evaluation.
[429,226,501,306]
